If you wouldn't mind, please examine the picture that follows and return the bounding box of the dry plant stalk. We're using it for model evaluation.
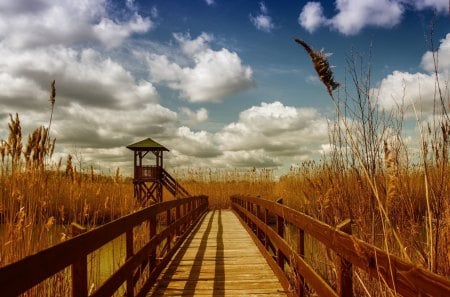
[294,38,340,95]
[384,141,398,209]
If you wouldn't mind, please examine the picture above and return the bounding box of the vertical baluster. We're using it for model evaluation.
[298,228,305,297]
[337,219,353,297]
[176,204,181,237]
[256,204,261,241]
[264,208,269,250]
[126,229,134,297]
[276,198,285,270]
[149,215,157,276]
[71,224,87,297]
[166,208,171,251]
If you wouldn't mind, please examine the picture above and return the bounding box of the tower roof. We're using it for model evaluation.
[126,138,169,151]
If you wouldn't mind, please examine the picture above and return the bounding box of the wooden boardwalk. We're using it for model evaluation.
[148,210,287,296]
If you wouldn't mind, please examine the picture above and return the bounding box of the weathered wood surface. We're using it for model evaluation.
[148,210,287,296]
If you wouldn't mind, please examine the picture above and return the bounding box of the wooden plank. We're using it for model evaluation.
[148,210,286,296]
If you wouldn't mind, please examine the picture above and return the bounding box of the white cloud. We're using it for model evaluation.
[93,13,151,48]
[375,71,440,115]
[205,0,215,6]
[421,33,450,73]
[402,0,448,12]
[0,45,159,111]
[0,0,153,49]
[375,33,450,116]
[298,2,327,33]
[131,101,328,169]
[299,0,450,35]
[250,2,275,33]
[329,0,404,35]
[180,107,209,124]
[216,101,328,155]
[220,150,281,167]
[173,127,222,158]
[174,32,213,56]
[146,33,254,103]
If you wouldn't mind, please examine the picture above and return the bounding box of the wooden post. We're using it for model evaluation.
[336,219,353,297]
[126,229,134,297]
[256,204,261,241]
[176,204,181,236]
[166,209,171,251]
[264,208,269,250]
[71,223,87,297]
[276,198,285,270]
[149,216,157,275]
[298,229,305,297]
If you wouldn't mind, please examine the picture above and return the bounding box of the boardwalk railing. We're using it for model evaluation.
[231,195,450,297]
[0,195,208,297]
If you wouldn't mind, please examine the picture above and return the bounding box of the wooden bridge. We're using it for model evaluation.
[1,195,450,297]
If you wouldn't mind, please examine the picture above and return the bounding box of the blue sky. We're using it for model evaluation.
[0,0,449,175]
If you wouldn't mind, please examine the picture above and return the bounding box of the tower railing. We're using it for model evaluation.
[135,165,162,180]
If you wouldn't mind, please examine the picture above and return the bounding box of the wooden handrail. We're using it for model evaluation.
[230,195,450,297]
[0,195,209,297]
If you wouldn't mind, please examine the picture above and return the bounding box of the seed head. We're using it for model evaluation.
[294,38,340,96]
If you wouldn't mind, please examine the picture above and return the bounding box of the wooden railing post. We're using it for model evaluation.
[337,219,353,297]
[149,215,157,275]
[256,204,261,241]
[71,223,87,297]
[250,202,255,232]
[166,208,172,251]
[126,229,134,297]
[176,204,181,236]
[264,208,269,250]
[298,228,305,297]
[276,198,285,270]
[182,202,187,233]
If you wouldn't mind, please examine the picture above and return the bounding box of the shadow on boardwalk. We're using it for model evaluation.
[148,210,285,296]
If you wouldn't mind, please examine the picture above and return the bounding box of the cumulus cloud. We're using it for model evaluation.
[180,107,209,124]
[0,45,159,112]
[375,33,450,116]
[421,33,450,73]
[9,100,177,150]
[376,71,438,114]
[216,101,328,156]
[146,33,254,103]
[159,101,329,169]
[173,127,222,158]
[250,2,275,32]
[298,2,326,33]
[0,0,153,49]
[299,0,447,35]
[329,0,404,35]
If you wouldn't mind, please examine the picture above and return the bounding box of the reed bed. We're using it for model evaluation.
[0,114,137,297]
